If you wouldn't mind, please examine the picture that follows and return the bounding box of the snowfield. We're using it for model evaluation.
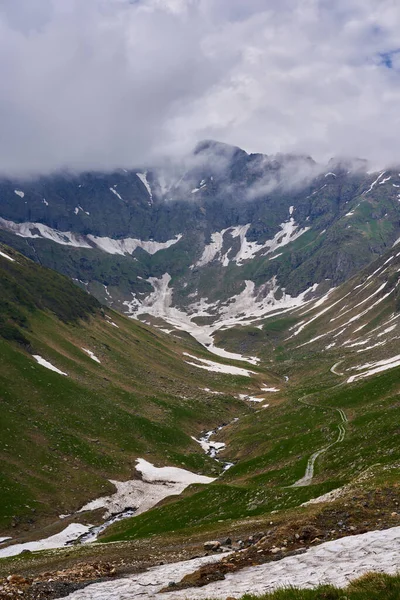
[126,272,318,365]
[62,526,400,599]
[0,461,215,558]
[0,524,90,559]
[0,217,182,256]
[78,459,214,520]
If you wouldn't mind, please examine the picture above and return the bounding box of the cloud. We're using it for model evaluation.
[1,0,400,176]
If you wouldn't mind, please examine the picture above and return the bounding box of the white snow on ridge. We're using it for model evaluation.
[109,187,123,200]
[0,524,90,559]
[0,250,15,261]
[0,218,182,256]
[363,171,386,195]
[196,228,230,267]
[33,355,68,376]
[195,216,310,268]
[0,217,93,248]
[137,172,153,205]
[63,526,400,600]
[87,234,183,256]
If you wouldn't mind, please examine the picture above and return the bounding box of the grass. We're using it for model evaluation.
[0,247,254,530]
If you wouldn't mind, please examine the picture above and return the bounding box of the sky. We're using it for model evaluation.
[1,0,400,175]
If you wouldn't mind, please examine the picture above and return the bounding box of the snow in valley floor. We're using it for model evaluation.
[61,526,400,599]
[0,460,216,559]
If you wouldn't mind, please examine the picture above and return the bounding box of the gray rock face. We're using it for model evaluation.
[0,141,399,339]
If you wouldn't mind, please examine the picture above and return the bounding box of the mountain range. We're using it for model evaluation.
[1,141,400,597]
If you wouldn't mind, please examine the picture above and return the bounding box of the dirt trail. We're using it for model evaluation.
[291,391,348,487]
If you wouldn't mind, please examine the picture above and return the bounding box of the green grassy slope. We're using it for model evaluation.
[101,248,400,543]
[0,245,256,532]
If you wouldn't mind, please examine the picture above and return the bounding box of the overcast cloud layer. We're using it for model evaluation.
[1,0,400,175]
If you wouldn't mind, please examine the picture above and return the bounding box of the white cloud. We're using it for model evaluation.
[1,0,400,175]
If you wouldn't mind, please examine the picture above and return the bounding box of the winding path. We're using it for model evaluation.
[291,390,348,487]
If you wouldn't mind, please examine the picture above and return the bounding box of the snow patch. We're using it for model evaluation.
[109,186,122,200]
[87,233,182,256]
[348,354,400,383]
[184,353,255,377]
[81,348,101,363]
[137,172,153,205]
[14,190,24,198]
[64,526,400,600]
[33,355,68,376]
[0,524,90,558]
[79,459,214,523]
[0,249,15,261]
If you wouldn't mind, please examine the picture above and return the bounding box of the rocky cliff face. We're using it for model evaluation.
[0,141,399,349]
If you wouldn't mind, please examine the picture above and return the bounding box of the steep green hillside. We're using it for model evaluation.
[0,245,257,533]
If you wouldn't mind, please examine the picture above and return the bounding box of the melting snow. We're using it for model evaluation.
[347,354,400,383]
[0,218,92,248]
[82,348,101,363]
[109,187,122,200]
[79,459,214,522]
[87,233,182,256]
[63,526,400,600]
[363,171,386,194]
[238,394,265,403]
[0,218,182,256]
[196,229,230,267]
[0,524,90,558]
[0,250,15,261]
[137,172,153,205]
[128,273,317,364]
[261,386,280,392]
[196,219,310,268]
[184,353,255,377]
[33,355,68,376]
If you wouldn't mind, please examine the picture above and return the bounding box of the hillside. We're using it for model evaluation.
[0,244,265,539]
[1,198,400,597]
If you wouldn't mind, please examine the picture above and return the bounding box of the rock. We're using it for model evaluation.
[7,575,30,585]
[204,540,221,551]
[223,537,232,546]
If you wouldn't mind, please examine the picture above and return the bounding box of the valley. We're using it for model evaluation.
[0,144,400,599]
